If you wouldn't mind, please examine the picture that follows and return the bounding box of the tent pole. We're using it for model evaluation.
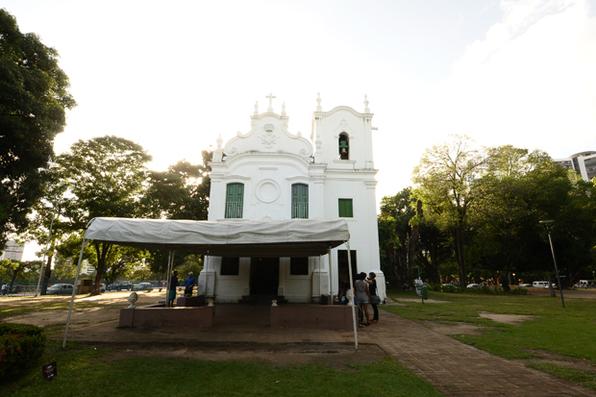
[345,241,358,350]
[165,250,173,306]
[62,238,88,349]
[327,248,332,299]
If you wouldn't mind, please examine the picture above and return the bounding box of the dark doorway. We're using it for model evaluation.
[250,257,279,296]
[337,250,357,292]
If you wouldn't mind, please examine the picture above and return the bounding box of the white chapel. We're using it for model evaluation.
[198,94,385,303]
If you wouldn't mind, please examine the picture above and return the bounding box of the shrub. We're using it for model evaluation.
[0,323,46,382]
[509,287,528,295]
[440,284,462,293]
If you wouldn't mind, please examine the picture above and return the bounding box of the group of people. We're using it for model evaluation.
[166,270,197,307]
[354,272,380,327]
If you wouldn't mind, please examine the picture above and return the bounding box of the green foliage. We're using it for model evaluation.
[142,151,212,220]
[383,139,596,287]
[0,323,46,382]
[0,259,40,290]
[5,343,440,397]
[0,10,75,245]
[439,284,461,293]
[526,363,596,391]
[53,136,151,293]
[413,136,485,287]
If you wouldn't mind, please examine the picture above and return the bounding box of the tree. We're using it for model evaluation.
[378,188,416,288]
[0,259,39,292]
[142,151,212,220]
[25,164,71,294]
[413,136,485,287]
[142,152,212,278]
[57,136,151,294]
[0,10,75,245]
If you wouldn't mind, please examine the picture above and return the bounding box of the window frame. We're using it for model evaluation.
[225,182,244,219]
[338,198,353,218]
[291,183,309,219]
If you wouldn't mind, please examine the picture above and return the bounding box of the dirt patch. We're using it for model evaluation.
[99,342,386,368]
[425,321,483,336]
[478,312,534,324]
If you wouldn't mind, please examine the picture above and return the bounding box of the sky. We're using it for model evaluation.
[2,0,595,259]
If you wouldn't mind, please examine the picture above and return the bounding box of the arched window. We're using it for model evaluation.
[291,183,309,219]
[338,132,349,160]
[225,183,244,218]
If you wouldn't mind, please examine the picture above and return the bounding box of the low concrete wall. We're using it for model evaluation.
[119,306,214,329]
[270,305,353,330]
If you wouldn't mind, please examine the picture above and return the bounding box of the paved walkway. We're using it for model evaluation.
[360,310,595,397]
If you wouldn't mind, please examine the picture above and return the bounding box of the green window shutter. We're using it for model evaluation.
[225,183,244,218]
[291,183,309,219]
[338,198,353,217]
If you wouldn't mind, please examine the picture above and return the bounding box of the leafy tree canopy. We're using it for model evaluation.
[0,9,75,245]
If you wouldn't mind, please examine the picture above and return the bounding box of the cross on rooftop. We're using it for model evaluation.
[266,93,276,112]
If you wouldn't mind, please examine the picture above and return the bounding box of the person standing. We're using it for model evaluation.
[354,272,371,326]
[167,270,179,307]
[367,272,380,323]
[184,272,196,297]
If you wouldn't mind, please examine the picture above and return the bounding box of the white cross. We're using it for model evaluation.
[266,93,276,112]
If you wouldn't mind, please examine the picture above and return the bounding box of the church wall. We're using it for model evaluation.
[202,100,385,303]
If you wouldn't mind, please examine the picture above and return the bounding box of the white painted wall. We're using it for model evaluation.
[200,101,385,303]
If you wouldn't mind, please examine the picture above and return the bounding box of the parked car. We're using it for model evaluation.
[573,280,595,289]
[47,283,74,295]
[519,283,531,288]
[466,283,482,289]
[532,281,555,288]
[106,282,132,291]
[132,282,153,291]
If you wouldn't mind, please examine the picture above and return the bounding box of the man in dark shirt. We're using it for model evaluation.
[167,270,178,307]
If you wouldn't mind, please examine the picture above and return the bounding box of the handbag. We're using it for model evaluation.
[371,295,381,305]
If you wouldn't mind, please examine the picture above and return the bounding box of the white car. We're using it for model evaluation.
[132,282,153,291]
[574,280,595,289]
[47,283,74,295]
[532,281,554,288]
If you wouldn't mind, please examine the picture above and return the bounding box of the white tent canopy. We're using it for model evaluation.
[64,217,358,349]
[84,217,350,256]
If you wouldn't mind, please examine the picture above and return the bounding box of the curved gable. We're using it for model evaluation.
[224,113,313,158]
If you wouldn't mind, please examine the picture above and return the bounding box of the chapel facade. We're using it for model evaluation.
[198,95,385,303]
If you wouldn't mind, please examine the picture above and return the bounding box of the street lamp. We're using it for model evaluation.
[539,220,565,308]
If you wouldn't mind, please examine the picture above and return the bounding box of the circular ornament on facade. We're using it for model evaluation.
[256,179,280,203]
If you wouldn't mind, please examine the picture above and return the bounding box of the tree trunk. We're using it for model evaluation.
[9,265,21,292]
[454,227,466,288]
[91,242,111,295]
[40,254,53,295]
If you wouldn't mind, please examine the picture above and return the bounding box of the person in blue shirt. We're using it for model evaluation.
[184,272,196,297]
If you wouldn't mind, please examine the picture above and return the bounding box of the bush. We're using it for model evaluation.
[0,323,46,382]
[440,284,462,293]
[509,287,528,295]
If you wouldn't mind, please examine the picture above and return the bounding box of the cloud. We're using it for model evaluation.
[439,0,596,158]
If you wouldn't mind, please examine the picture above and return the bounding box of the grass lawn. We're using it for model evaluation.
[384,291,596,390]
[0,300,108,320]
[2,342,442,397]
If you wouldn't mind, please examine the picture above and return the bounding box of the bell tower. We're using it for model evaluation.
[311,94,375,170]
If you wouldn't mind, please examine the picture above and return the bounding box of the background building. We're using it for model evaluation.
[0,240,25,262]
[555,151,596,181]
